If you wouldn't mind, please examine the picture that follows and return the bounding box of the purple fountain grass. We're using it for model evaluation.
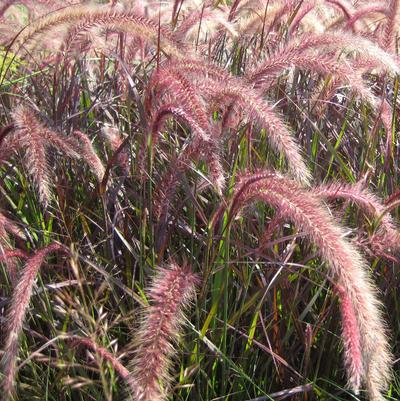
[236,0,299,37]
[101,125,129,174]
[1,243,67,401]
[213,170,392,400]
[345,4,388,32]
[146,66,211,142]
[152,137,208,220]
[11,106,110,203]
[0,0,81,20]
[0,212,26,283]
[382,0,399,51]
[127,261,198,401]
[330,31,399,74]
[122,36,150,66]
[7,4,184,61]
[149,102,208,147]
[6,4,107,49]
[143,65,226,194]
[0,212,25,240]
[335,284,363,394]
[68,336,129,380]
[314,181,400,252]
[168,58,228,86]
[287,0,317,35]
[0,248,28,285]
[146,56,310,202]
[73,130,105,182]
[60,9,184,59]
[11,106,52,203]
[165,59,311,185]
[245,31,398,132]
[0,136,20,164]
[248,31,400,86]
[204,80,311,185]
[4,5,104,46]
[0,1,398,400]
[11,105,82,204]
[249,49,368,94]
[143,67,212,177]
[0,249,29,286]
[173,4,236,43]
[149,96,225,194]
[0,249,29,263]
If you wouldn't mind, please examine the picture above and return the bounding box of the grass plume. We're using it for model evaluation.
[1,243,66,400]
[214,170,392,400]
[127,261,198,401]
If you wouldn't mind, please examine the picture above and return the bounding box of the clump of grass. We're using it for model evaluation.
[0,1,399,401]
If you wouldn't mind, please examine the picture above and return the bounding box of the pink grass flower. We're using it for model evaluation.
[127,262,198,401]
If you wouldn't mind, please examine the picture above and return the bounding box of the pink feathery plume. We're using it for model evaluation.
[0,249,29,263]
[68,336,129,380]
[345,4,388,32]
[248,32,399,87]
[288,0,317,34]
[11,106,52,203]
[145,66,211,142]
[127,262,198,401]
[0,249,29,284]
[73,130,106,182]
[314,181,400,252]
[213,170,392,400]
[11,106,81,204]
[101,125,130,174]
[0,212,26,283]
[205,80,311,185]
[142,65,223,193]
[167,59,311,185]
[1,243,67,400]
[58,8,183,60]
[335,284,363,394]
[382,0,399,51]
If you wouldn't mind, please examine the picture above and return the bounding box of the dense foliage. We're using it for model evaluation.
[0,1,399,400]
